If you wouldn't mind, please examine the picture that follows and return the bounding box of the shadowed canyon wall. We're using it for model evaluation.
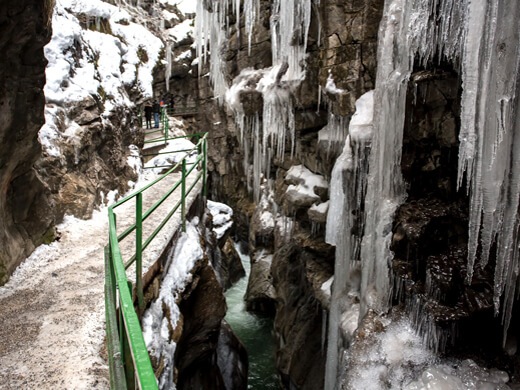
[190,0,385,387]
[0,1,55,285]
[188,0,520,387]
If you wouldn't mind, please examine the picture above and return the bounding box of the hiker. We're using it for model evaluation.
[169,96,175,112]
[152,100,160,128]
[144,102,153,129]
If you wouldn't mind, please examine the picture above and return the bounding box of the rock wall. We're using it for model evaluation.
[174,259,228,389]
[189,0,384,387]
[37,101,141,220]
[0,0,55,285]
[318,0,383,115]
[0,0,159,284]
[181,0,519,387]
[389,61,520,376]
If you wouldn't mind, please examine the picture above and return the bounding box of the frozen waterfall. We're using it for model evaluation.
[324,91,374,390]
[455,1,520,340]
[324,0,520,387]
[214,0,313,201]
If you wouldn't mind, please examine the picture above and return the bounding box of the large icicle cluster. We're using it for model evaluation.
[195,0,228,102]
[209,0,313,200]
[361,0,520,339]
[270,0,312,81]
[324,0,520,386]
[455,2,520,336]
[195,0,261,102]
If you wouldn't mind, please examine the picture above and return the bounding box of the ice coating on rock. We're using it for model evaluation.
[324,91,374,389]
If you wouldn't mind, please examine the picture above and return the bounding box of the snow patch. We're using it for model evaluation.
[143,137,197,175]
[142,219,203,389]
[168,19,194,43]
[325,72,346,95]
[207,200,234,240]
[285,165,328,204]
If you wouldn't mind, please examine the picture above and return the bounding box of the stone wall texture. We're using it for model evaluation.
[0,0,54,285]
[186,0,385,387]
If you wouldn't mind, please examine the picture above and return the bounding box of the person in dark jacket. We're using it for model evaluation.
[144,102,153,129]
[152,100,160,128]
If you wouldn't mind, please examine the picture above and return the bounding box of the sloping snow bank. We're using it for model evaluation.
[142,219,203,389]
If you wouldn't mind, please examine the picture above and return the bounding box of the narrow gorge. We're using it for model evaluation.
[1,0,519,389]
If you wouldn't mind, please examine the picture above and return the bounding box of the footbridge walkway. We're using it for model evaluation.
[0,109,205,389]
[105,109,207,389]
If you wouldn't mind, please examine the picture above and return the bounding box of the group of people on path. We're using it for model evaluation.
[143,96,175,130]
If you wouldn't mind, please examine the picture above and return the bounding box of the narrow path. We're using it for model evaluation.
[0,213,112,389]
[0,122,201,389]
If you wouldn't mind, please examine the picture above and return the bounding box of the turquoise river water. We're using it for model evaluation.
[224,246,280,389]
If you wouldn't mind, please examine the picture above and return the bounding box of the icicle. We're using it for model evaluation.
[318,114,349,157]
[321,309,327,353]
[164,42,172,92]
[234,0,241,38]
[358,0,409,323]
[195,0,229,103]
[244,0,260,55]
[257,68,295,162]
[317,85,322,113]
[270,0,312,81]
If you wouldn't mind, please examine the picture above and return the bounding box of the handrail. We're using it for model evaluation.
[105,115,208,389]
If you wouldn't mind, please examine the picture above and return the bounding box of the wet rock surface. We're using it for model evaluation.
[216,321,248,390]
[175,259,228,389]
[245,250,276,315]
[391,66,520,376]
[205,209,246,290]
[271,232,333,390]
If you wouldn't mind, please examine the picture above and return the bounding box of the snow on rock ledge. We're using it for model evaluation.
[142,219,203,389]
[207,200,234,240]
[284,165,328,209]
[36,0,167,219]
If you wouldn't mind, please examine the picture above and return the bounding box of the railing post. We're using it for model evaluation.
[136,193,144,312]
[165,117,169,144]
[202,137,207,198]
[181,159,186,232]
[163,109,168,145]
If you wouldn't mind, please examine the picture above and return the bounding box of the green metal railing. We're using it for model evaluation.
[105,117,208,389]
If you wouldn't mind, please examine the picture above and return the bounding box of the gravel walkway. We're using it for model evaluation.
[0,146,202,389]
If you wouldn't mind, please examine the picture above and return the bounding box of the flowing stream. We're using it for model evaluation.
[224,244,279,389]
